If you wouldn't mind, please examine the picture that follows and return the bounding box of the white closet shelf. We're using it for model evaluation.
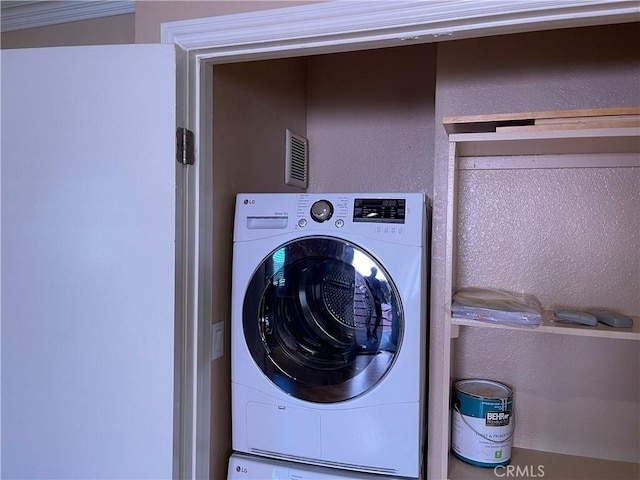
[451,311,640,341]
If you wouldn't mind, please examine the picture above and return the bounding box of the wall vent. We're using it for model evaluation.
[285,129,308,189]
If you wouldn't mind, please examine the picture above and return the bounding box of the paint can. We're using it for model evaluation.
[451,379,514,467]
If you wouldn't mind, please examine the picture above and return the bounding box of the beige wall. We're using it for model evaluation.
[307,44,436,196]
[210,57,307,480]
[0,1,325,48]
[0,13,134,48]
[432,22,639,464]
[134,0,326,44]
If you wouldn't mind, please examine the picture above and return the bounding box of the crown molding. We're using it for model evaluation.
[1,0,135,33]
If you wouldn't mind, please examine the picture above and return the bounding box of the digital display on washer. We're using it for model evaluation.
[353,198,406,224]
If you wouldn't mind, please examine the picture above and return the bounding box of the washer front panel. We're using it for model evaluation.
[243,235,403,403]
[232,193,427,476]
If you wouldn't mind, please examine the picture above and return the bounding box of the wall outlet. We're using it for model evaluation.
[212,321,224,360]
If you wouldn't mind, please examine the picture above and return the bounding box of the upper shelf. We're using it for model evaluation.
[445,107,640,160]
[450,127,640,158]
[443,106,640,134]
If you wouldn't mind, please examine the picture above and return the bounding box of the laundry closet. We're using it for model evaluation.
[209,21,639,480]
[210,42,436,478]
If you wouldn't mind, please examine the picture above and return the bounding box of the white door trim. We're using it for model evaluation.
[172,45,201,480]
[162,0,639,62]
[162,1,639,478]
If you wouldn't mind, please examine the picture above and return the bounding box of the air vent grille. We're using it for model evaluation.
[285,129,308,189]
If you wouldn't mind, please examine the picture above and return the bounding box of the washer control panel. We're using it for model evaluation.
[295,194,415,237]
[235,193,425,245]
[353,197,405,224]
[297,195,349,229]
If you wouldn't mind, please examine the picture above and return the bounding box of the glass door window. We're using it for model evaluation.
[243,236,403,403]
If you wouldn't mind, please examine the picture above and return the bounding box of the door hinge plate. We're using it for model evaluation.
[176,127,195,165]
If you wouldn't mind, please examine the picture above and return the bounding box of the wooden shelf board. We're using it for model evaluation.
[449,447,640,480]
[450,127,640,157]
[451,311,640,341]
[443,107,640,134]
[496,120,639,132]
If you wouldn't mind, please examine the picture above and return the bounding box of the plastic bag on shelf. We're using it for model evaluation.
[452,288,543,327]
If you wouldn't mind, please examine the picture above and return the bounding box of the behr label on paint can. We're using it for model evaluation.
[451,379,514,467]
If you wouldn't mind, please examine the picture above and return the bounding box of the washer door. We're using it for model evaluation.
[243,236,403,403]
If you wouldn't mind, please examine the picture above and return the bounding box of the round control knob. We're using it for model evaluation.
[310,200,334,223]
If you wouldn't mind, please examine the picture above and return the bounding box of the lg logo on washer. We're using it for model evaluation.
[243,198,255,205]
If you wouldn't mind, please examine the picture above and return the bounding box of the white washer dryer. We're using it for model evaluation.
[228,452,404,480]
[231,193,429,478]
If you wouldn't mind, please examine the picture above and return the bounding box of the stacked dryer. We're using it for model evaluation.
[230,193,429,479]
